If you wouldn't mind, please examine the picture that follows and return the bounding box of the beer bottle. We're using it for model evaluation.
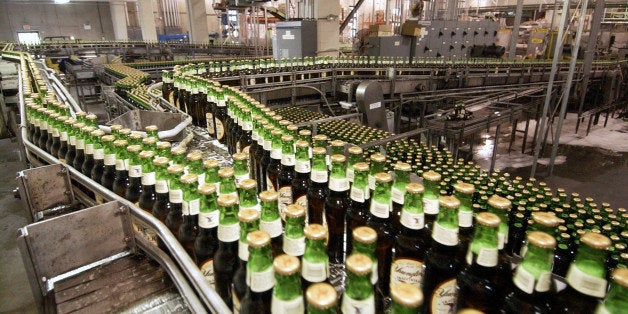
[553,232,612,313]
[170,146,187,166]
[218,167,238,198]
[271,254,304,314]
[306,282,338,314]
[214,88,228,144]
[365,172,395,307]
[302,224,329,290]
[85,129,104,180]
[64,122,84,167]
[554,232,575,277]
[278,135,296,217]
[124,145,143,203]
[186,151,204,183]
[255,121,271,190]
[346,162,371,254]
[259,190,283,258]
[266,129,283,192]
[391,182,428,290]
[141,136,157,152]
[456,212,503,313]
[234,152,250,188]
[205,84,216,137]
[138,150,157,211]
[422,195,462,314]
[233,209,261,313]
[38,109,51,150]
[342,253,375,314]
[283,204,306,258]
[239,107,253,155]
[214,194,240,308]
[189,80,202,126]
[99,135,117,189]
[128,132,143,146]
[346,146,363,182]
[161,70,174,103]
[155,141,171,159]
[368,153,386,194]
[291,140,310,210]
[195,183,219,288]
[151,157,171,223]
[57,118,75,163]
[422,170,441,233]
[454,182,476,255]
[112,139,130,198]
[307,147,328,225]
[73,125,95,170]
[351,226,382,310]
[325,154,351,264]
[203,159,220,192]
[391,162,411,233]
[503,231,556,313]
[487,194,513,275]
[240,230,275,314]
[391,283,423,314]
[165,164,185,237]
[179,173,200,259]
[595,268,628,314]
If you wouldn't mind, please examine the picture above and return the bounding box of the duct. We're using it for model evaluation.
[161,0,169,27]
[174,0,180,28]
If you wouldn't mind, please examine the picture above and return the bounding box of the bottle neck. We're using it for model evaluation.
[467,224,499,268]
[345,271,373,300]
[514,244,554,294]
[260,200,280,221]
[285,216,305,239]
[273,272,302,301]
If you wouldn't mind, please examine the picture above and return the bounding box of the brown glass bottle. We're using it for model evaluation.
[346,162,371,254]
[124,145,143,203]
[137,150,157,211]
[112,139,130,198]
[265,129,283,192]
[165,164,185,238]
[178,173,200,260]
[307,147,328,226]
[291,140,310,211]
[213,194,240,309]
[232,208,260,313]
[151,157,171,223]
[325,154,351,264]
[194,183,219,289]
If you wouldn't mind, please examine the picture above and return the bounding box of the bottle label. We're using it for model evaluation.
[218,223,240,242]
[302,260,328,282]
[370,200,391,218]
[295,194,308,210]
[260,218,283,238]
[311,170,327,183]
[371,260,378,284]
[252,130,258,141]
[430,278,457,314]
[329,177,349,192]
[346,168,354,182]
[283,235,305,256]
[243,121,253,131]
[129,164,142,178]
[199,210,219,229]
[368,175,376,191]
[566,264,607,298]
[596,304,611,314]
[432,222,459,246]
[271,295,304,314]
[278,186,293,218]
[391,187,405,204]
[232,288,241,314]
[141,172,156,185]
[350,186,366,202]
[241,145,250,156]
[183,198,200,215]
[281,154,295,166]
[234,173,249,188]
[423,197,440,215]
[115,158,126,171]
[497,232,506,250]
[93,148,104,160]
[295,161,311,173]
[51,128,60,137]
[390,258,424,288]
[76,139,85,150]
[239,203,261,213]
[200,259,215,289]
[459,210,473,228]
[169,189,183,203]
[60,132,68,141]
[264,139,272,150]
[85,143,94,155]
[271,148,282,159]
[248,266,274,292]
[238,241,249,261]
[206,113,215,135]
[41,121,48,131]
[155,179,168,193]
[266,175,276,191]
[104,154,116,166]
[400,210,425,230]
[69,135,76,146]
[513,266,552,294]
[341,294,375,314]
[215,119,225,140]
[466,247,498,267]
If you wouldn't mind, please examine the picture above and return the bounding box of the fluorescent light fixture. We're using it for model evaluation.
[55,0,70,4]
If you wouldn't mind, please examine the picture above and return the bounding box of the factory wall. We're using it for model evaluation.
[0,1,115,42]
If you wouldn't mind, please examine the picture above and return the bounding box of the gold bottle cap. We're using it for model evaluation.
[612,268,628,288]
[371,153,386,163]
[348,146,363,155]
[145,125,158,132]
[457,309,485,314]
[346,253,373,275]
[218,167,234,178]
[281,135,294,142]
[156,141,171,149]
[475,212,501,227]
[153,156,169,166]
[102,135,115,142]
[354,162,369,172]
[304,224,327,240]
[390,283,423,308]
[73,122,86,129]
[273,254,301,276]
[65,118,77,125]
[198,183,216,195]
[439,195,460,209]
[406,183,424,194]
[49,113,60,119]
[139,150,155,159]
[531,212,561,227]
[238,208,260,223]
[296,140,309,149]
[331,139,345,147]
[580,232,612,250]
[142,136,157,145]
[110,124,123,132]
[217,194,238,207]
[85,113,97,121]
[247,230,270,248]
[127,144,142,152]
[171,146,186,156]
[330,154,346,163]
[352,226,377,244]
[259,190,278,202]
[271,129,282,137]
[239,179,256,190]
[91,129,105,137]
[394,162,411,172]
[187,151,203,161]
[167,164,185,174]
[527,231,557,249]
[287,125,298,132]
[180,173,198,184]
[285,204,305,218]
[113,139,128,148]
[306,283,337,310]
[312,134,328,141]
[81,126,96,133]
[279,120,290,127]
[422,170,441,182]
[203,159,219,169]
[312,147,326,155]
[375,172,393,183]
[488,195,511,210]
[299,129,311,137]
[129,133,143,141]
[454,182,475,195]
[75,111,87,118]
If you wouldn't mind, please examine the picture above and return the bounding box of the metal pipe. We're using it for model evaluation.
[548,0,589,176]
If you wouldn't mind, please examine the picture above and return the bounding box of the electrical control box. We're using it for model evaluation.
[273,20,318,59]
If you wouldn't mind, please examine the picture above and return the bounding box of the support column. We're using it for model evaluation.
[137,0,158,42]
[508,0,524,58]
[110,1,128,40]
[314,0,340,56]
[186,0,209,43]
